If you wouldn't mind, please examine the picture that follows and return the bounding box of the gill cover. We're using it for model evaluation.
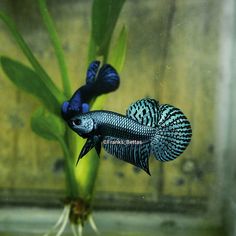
[70,116,94,136]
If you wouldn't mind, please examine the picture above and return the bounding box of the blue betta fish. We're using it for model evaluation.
[69,98,192,175]
[61,61,119,120]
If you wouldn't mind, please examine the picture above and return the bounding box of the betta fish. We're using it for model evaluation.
[68,98,192,175]
[61,61,120,120]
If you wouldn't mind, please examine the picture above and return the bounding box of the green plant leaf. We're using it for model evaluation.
[0,12,66,103]
[87,36,97,64]
[38,0,71,98]
[31,108,78,196]
[108,25,127,73]
[0,56,61,113]
[91,0,126,58]
[31,107,65,141]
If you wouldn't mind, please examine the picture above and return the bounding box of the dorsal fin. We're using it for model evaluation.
[126,98,159,127]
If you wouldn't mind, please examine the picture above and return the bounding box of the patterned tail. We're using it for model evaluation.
[151,104,192,161]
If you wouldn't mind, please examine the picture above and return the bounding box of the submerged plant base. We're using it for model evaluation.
[65,197,91,225]
[43,199,99,236]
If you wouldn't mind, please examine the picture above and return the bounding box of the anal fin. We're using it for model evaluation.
[103,138,151,175]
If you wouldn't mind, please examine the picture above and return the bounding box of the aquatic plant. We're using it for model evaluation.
[0,0,127,235]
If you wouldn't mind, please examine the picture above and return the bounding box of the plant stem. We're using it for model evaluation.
[75,149,100,200]
[59,137,79,198]
[38,0,71,98]
[87,36,97,66]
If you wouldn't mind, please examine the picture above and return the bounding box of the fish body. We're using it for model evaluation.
[69,98,192,174]
[70,110,156,141]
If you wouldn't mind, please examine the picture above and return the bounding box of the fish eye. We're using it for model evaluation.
[72,119,82,126]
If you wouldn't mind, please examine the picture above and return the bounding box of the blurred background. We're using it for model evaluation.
[0,0,235,235]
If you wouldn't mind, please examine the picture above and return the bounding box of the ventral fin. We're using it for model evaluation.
[76,136,101,165]
[95,142,101,156]
[126,98,159,128]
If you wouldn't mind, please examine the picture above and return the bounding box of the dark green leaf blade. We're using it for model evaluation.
[38,0,71,98]
[31,107,65,141]
[0,12,66,102]
[109,25,127,73]
[0,56,61,113]
[91,0,126,57]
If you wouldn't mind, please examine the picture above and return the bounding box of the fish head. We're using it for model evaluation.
[69,114,94,137]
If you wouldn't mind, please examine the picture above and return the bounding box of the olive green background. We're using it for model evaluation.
[0,0,221,215]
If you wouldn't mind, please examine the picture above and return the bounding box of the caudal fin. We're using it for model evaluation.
[151,104,192,161]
